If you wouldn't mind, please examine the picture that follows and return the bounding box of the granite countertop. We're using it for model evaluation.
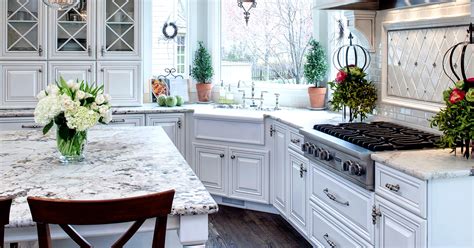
[372,149,474,180]
[0,127,218,228]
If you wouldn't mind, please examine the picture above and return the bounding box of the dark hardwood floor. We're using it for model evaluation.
[207,205,312,248]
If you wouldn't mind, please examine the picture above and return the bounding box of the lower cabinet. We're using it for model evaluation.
[271,123,289,214]
[193,143,270,203]
[288,149,309,235]
[146,114,185,154]
[108,114,145,127]
[375,197,427,248]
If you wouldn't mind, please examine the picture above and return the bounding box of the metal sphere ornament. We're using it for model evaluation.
[333,33,371,71]
[442,23,473,88]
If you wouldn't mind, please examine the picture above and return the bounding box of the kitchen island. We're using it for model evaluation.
[0,127,218,247]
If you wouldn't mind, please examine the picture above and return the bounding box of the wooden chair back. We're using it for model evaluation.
[0,196,13,248]
[27,190,175,248]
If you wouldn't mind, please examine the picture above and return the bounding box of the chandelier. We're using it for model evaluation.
[237,0,257,26]
[42,0,79,10]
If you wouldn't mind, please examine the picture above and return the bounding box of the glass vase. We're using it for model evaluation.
[56,127,87,163]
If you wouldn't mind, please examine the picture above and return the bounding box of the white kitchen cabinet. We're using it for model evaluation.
[374,196,427,248]
[48,0,95,60]
[48,61,95,83]
[271,123,289,214]
[229,148,269,204]
[108,114,145,127]
[0,62,47,108]
[146,113,185,154]
[97,61,141,106]
[193,143,228,196]
[0,0,47,59]
[288,149,309,235]
[96,0,141,61]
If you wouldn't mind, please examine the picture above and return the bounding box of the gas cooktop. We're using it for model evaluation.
[313,121,440,152]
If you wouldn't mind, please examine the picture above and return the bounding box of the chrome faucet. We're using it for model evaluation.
[274,93,281,110]
[250,82,257,107]
[259,91,268,109]
[238,89,246,108]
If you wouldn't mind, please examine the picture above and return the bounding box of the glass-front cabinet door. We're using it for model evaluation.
[97,0,141,60]
[48,0,95,59]
[1,0,46,59]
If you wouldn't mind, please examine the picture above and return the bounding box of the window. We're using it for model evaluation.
[221,0,313,85]
[151,0,188,77]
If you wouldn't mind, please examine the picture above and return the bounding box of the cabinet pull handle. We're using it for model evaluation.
[38,69,42,73]
[110,119,126,123]
[299,164,307,178]
[38,45,43,56]
[220,154,224,158]
[87,45,92,56]
[101,46,105,56]
[100,68,104,72]
[291,138,300,144]
[323,234,336,248]
[270,125,274,137]
[385,183,400,192]
[231,155,236,159]
[323,188,349,206]
[177,120,182,129]
[21,124,42,129]
[87,68,92,73]
[372,205,382,225]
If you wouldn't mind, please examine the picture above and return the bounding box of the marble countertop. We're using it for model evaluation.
[0,127,218,228]
[372,149,474,180]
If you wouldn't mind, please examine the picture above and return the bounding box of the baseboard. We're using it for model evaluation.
[211,195,280,215]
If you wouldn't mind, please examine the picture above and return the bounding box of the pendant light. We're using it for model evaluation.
[42,0,80,10]
[237,0,257,26]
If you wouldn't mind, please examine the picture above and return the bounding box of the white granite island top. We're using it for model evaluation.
[372,149,474,180]
[0,127,218,228]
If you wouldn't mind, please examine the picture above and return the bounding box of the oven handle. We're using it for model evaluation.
[323,188,349,206]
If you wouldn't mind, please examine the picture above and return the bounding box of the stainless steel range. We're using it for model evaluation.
[299,121,440,191]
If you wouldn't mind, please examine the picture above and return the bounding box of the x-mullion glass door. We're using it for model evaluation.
[1,0,46,59]
[49,0,95,60]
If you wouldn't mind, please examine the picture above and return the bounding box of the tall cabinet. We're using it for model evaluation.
[0,0,142,109]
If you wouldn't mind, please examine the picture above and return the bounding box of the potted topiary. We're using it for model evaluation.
[304,39,329,109]
[191,41,214,102]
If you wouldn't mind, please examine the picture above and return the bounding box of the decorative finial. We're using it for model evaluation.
[348,33,354,46]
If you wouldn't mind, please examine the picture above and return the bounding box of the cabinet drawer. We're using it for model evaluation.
[310,202,373,248]
[310,163,375,243]
[288,129,303,151]
[108,114,145,126]
[375,163,427,218]
[0,117,42,131]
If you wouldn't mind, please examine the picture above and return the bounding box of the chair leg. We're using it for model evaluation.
[152,217,168,248]
[1,226,4,248]
[36,223,52,248]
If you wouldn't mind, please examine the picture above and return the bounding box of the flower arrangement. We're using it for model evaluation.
[430,78,474,159]
[328,66,377,122]
[34,77,112,163]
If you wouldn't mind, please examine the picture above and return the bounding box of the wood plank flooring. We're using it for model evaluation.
[207,205,312,248]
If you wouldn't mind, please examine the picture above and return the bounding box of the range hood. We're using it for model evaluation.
[315,0,454,10]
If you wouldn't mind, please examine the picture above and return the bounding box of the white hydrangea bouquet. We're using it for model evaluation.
[34,77,112,163]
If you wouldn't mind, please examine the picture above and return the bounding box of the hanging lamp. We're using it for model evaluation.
[237,0,257,26]
[42,0,79,10]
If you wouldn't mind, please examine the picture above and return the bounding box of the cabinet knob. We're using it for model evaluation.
[87,68,92,73]
[100,68,104,72]
[38,45,43,56]
[87,45,92,56]
[101,46,105,56]
[231,155,236,159]
[220,154,224,158]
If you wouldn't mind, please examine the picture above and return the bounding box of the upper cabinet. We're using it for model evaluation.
[1,0,47,59]
[48,0,95,60]
[96,0,141,61]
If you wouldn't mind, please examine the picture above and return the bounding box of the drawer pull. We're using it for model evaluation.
[291,138,300,144]
[21,124,43,129]
[111,119,126,123]
[323,188,349,206]
[385,183,400,192]
[177,120,182,129]
[323,234,337,248]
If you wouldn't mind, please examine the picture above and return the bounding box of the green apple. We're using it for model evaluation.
[157,95,167,107]
[175,95,184,106]
[166,96,177,107]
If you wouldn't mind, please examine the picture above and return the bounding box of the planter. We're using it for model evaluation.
[56,126,87,163]
[196,83,213,102]
[308,87,327,108]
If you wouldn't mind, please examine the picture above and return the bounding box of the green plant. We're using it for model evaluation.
[191,41,214,84]
[328,66,377,121]
[430,78,474,159]
[304,39,329,87]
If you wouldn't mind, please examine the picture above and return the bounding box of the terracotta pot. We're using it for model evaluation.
[196,83,213,102]
[308,87,327,108]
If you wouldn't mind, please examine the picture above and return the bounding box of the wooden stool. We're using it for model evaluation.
[0,196,13,248]
[27,190,175,248]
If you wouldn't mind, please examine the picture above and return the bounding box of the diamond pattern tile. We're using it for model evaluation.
[387,25,473,103]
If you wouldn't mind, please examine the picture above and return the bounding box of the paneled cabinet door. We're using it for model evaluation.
[146,114,185,154]
[288,149,309,235]
[1,0,47,59]
[96,0,141,60]
[49,61,95,83]
[272,123,288,214]
[229,148,269,203]
[48,0,95,60]
[193,144,227,196]
[375,197,427,248]
[1,62,47,108]
[97,61,141,106]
